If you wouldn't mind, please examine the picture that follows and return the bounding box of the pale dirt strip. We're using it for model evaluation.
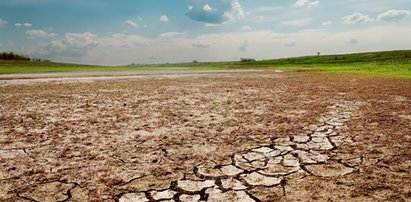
[0,70,284,86]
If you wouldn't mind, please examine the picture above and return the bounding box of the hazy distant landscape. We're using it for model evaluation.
[1,50,411,78]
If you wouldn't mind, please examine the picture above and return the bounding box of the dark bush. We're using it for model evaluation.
[240,58,256,62]
[0,52,31,61]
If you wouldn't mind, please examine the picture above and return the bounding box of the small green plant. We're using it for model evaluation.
[156,96,166,101]
[81,101,95,109]
[212,102,220,109]
[98,187,104,195]
[115,85,130,89]
[216,127,224,132]
[242,143,250,150]
[223,104,231,111]
[277,123,286,129]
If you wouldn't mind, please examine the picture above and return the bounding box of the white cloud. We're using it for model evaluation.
[16,22,32,27]
[322,21,333,26]
[285,42,296,47]
[307,1,320,8]
[348,38,359,45]
[192,41,210,48]
[295,0,320,8]
[378,9,410,22]
[342,12,371,24]
[111,33,126,38]
[160,15,169,22]
[239,40,248,51]
[223,0,245,22]
[92,34,147,51]
[281,18,312,27]
[187,0,245,24]
[124,20,138,28]
[25,29,57,38]
[256,16,265,24]
[203,4,213,12]
[242,25,252,31]
[205,23,223,27]
[0,18,8,27]
[63,32,99,49]
[295,0,308,6]
[255,6,283,12]
[41,32,99,57]
[159,32,186,38]
[231,0,245,18]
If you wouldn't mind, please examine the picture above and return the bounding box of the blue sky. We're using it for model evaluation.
[0,0,410,65]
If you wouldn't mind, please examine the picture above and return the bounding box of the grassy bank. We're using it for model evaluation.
[232,50,411,78]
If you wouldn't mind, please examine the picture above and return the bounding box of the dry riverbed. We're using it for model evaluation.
[0,70,410,201]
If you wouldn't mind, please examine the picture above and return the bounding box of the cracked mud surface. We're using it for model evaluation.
[117,101,361,202]
[1,71,411,201]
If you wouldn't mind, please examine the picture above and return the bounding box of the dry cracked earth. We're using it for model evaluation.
[0,70,411,202]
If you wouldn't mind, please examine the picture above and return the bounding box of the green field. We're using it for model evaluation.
[1,50,410,78]
[231,50,411,78]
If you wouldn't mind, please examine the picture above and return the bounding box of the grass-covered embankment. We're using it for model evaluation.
[234,50,411,78]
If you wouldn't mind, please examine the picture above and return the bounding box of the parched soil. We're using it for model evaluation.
[0,71,410,201]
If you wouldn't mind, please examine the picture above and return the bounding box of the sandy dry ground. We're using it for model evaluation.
[0,70,410,202]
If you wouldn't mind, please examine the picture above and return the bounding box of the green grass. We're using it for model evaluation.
[231,50,411,78]
[239,63,411,79]
[276,63,411,79]
[1,50,411,78]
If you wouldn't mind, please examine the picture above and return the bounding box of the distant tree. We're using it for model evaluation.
[0,52,30,61]
[317,52,321,63]
[193,60,199,64]
[240,58,256,62]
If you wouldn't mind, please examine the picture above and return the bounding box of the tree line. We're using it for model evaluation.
[0,52,30,61]
[0,52,50,62]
